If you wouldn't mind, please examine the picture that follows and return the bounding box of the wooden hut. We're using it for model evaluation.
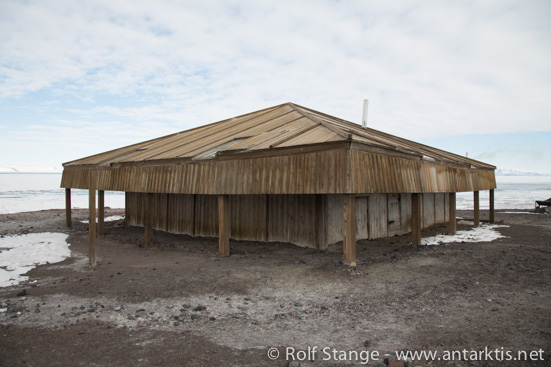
[61,102,496,266]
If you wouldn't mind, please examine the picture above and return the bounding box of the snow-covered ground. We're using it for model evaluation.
[80,215,124,223]
[421,223,508,246]
[0,232,71,287]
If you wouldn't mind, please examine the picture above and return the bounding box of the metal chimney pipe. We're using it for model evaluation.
[362,99,369,128]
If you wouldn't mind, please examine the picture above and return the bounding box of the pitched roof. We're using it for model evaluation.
[63,102,494,170]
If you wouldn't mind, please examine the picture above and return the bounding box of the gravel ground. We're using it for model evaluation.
[0,208,550,366]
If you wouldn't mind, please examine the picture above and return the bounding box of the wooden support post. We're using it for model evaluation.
[315,194,327,251]
[98,190,105,237]
[65,188,72,228]
[411,193,421,247]
[88,172,96,267]
[473,191,480,227]
[342,195,356,266]
[449,192,457,235]
[218,195,230,257]
[489,189,495,223]
[144,193,153,247]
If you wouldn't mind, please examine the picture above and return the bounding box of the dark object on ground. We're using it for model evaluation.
[16,289,27,297]
[535,198,551,208]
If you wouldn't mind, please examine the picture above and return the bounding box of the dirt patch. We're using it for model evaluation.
[1,208,550,366]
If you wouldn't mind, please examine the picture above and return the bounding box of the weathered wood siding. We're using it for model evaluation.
[356,197,369,240]
[422,193,436,228]
[435,193,446,224]
[348,150,496,193]
[325,195,342,245]
[368,194,388,240]
[400,193,412,233]
[125,192,450,249]
[62,149,496,195]
[267,195,317,246]
[166,194,195,235]
[387,194,401,236]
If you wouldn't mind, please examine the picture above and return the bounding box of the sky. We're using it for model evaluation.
[0,0,550,173]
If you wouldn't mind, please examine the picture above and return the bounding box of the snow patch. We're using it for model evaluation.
[0,232,71,287]
[422,224,508,246]
[502,211,538,215]
[80,215,124,224]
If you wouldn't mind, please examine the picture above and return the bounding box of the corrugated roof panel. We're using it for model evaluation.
[237,118,318,151]
[232,110,304,139]
[277,125,343,147]
[117,105,287,163]
[192,138,249,160]
[63,135,175,166]
[153,104,296,160]
[63,102,495,171]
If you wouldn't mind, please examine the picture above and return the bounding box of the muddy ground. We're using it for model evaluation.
[0,208,550,367]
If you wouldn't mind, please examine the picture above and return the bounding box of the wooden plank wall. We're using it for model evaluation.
[348,151,496,194]
[325,195,343,245]
[125,192,450,249]
[422,194,436,228]
[167,194,195,235]
[61,150,496,195]
[400,193,412,234]
[387,194,401,236]
[325,195,369,245]
[232,195,267,241]
[435,193,446,223]
[355,197,369,240]
[368,194,388,240]
[268,195,317,247]
[195,195,218,237]
[420,193,450,230]
[62,150,347,195]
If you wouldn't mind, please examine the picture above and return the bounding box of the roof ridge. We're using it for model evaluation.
[288,103,350,140]
[63,101,494,170]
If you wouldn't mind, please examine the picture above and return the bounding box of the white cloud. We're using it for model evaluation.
[0,0,550,166]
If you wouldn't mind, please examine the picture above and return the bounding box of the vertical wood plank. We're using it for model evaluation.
[265,194,270,242]
[444,192,449,222]
[355,197,368,240]
[165,193,170,231]
[88,170,96,267]
[378,194,388,238]
[411,193,421,247]
[144,193,153,247]
[124,192,128,226]
[400,193,412,234]
[449,192,457,235]
[315,194,327,251]
[422,193,435,228]
[387,194,401,236]
[489,189,495,223]
[218,195,230,256]
[434,193,445,224]
[367,194,377,240]
[98,190,105,236]
[473,191,480,227]
[192,194,197,237]
[342,194,356,266]
[65,188,72,228]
